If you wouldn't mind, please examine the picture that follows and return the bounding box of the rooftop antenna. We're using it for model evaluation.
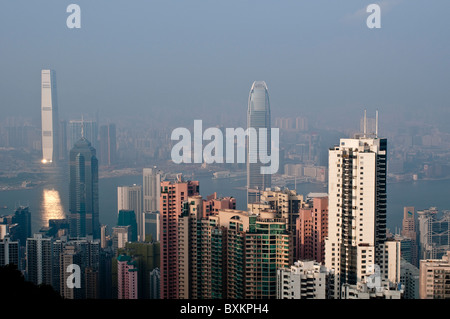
[375,109,379,138]
[81,114,85,139]
[363,109,367,138]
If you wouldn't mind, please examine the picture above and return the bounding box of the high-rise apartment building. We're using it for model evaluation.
[325,117,391,297]
[117,254,138,299]
[55,237,100,299]
[117,241,160,299]
[179,204,292,299]
[26,233,52,286]
[160,177,199,299]
[117,185,142,240]
[69,137,100,239]
[419,251,450,299]
[0,236,19,268]
[41,69,59,164]
[400,259,420,299]
[296,195,328,263]
[249,188,304,260]
[247,81,271,205]
[256,188,304,235]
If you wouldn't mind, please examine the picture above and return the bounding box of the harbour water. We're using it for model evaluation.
[1,166,450,235]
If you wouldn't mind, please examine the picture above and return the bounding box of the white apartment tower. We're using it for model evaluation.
[277,260,334,299]
[41,69,59,164]
[325,111,389,297]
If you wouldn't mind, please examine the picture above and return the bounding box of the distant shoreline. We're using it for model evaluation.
[2,168,450,192]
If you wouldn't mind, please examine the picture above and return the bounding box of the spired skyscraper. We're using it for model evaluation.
[69,132,100,239]
[247,81,271,205]
[41,69,59,164]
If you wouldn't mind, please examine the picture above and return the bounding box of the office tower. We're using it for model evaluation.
[11,206,31,247]
[99,123,116,166]
[400,259,420,299]
[296,195,328,263]
[143,211,160,242]
[150,268,161,299]
[402,206,418,267]
[160,177,199,299]
[117,185,142,241]
[117,241,160,299]
[68,118,98,151]
[143,167,162,212]
[117,255,138,299]
[117,210,138,243]
[0,236,19,268]
[41,69,59,164]
[325,114,390,297]
[26,233,53,286]
[418,207,450,260]
[177,192,236,298]
[247,81,271,205]
[276,260,335,299]
[419,251,450,299]
[69,136,100,239]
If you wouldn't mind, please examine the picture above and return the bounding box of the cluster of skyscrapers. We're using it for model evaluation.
[1,74,450,300]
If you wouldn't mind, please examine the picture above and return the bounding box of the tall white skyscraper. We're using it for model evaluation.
[325,112,394,297]
[143,168,162,212]
[117,185,143,240]
[247,81,271,205]
[41,69,59,164]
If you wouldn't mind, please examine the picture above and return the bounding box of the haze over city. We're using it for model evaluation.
[1,0,450,305]
[1,1,450,130]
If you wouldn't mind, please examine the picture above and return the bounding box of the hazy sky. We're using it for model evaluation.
[1,1,450,130]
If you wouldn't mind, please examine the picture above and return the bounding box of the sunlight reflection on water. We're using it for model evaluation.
[41,189,65,225]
